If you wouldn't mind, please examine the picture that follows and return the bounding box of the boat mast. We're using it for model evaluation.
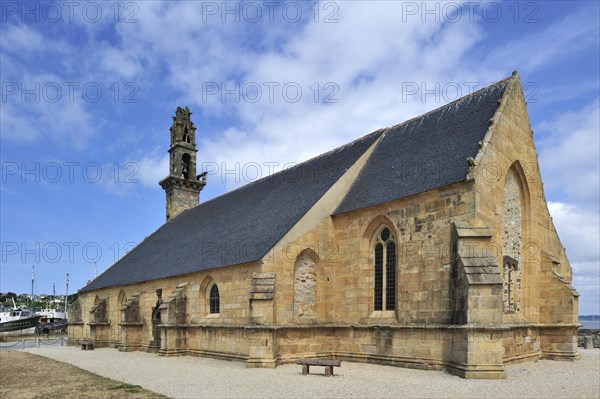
[65,273,69,315]
[31,265,35,312]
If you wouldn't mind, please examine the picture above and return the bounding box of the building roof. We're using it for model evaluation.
[334,77,509,214]
[81,76,511,293]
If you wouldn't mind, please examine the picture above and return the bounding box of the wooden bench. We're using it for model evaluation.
[296,359,341,376]
[80,340,95,350]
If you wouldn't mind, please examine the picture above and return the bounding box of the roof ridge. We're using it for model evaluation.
[381,75,513,133]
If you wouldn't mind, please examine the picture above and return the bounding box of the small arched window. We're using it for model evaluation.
[182,126,190,143]
[118,290,127,307]
[181,153,191,179]
[209,284,220,314]
[374,227,396,311]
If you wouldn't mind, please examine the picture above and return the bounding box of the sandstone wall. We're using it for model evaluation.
[259,180,476,327]
[471,75,579,361]
[471,74,578,325]
[331,182,475,325]
[70,261,260,354]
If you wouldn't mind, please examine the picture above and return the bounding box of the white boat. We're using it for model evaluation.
[36,308,66,323]
[0,303,40,335]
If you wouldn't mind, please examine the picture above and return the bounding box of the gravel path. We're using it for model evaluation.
[23,347,599,398]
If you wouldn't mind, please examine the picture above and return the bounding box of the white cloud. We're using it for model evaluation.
[135,152,169,188]
[573,271,600,315]
[0,24,46,54]
[110,1,489,190]
[62,1,484,194]
[538,97,600,315]
[97,45,143,79]
[0,23,77,64]
[548,202,600,264]
[87,154,168,197]
[548,201,600,314]
[0,73,98,150]
[484,5,599,73]
[536,78,600,106]
[537,99,600,207]
[0,101,42,143]
[0,23,99,150]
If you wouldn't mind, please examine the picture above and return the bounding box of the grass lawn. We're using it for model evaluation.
[0,351,168,399]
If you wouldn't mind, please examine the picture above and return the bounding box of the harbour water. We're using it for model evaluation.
[579,319,600,329]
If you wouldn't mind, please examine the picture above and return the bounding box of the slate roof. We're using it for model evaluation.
[81,76,511,293]
[80,131,382,292]
[335,78,509,214]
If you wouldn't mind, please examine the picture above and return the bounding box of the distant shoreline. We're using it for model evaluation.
[579,315,600,320]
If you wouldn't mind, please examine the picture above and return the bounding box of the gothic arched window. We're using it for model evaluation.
[374,227,396,311]
[209,284,220,314]
[502,165,527,313]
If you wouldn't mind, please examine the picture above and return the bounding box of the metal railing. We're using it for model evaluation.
[0,337,67,350]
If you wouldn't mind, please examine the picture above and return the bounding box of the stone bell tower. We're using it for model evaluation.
[159,106,207,221]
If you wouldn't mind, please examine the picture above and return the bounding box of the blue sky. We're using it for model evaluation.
[1,1,598,314]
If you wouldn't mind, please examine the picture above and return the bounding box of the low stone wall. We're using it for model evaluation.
[578,329,600,348]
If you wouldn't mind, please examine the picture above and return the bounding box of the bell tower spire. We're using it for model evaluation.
[159,106,207,221]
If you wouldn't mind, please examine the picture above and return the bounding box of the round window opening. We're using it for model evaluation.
[381,227,390,241]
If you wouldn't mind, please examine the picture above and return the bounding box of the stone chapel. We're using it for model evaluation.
[68,72,580,379]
